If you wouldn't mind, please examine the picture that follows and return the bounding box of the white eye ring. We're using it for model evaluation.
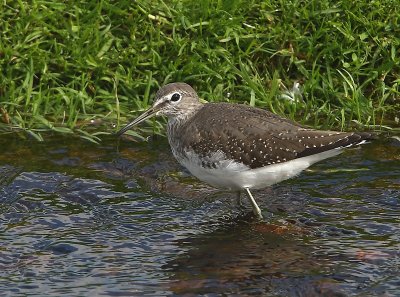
[170,93,181,102]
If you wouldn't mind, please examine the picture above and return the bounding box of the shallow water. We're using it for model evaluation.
[0,134,399,296]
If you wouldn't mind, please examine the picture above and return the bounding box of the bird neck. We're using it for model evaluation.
[166,102,204,152]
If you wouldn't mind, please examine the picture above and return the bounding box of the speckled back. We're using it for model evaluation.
[169,102,372,169]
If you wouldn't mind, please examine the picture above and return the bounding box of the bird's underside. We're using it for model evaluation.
[174,103,373,169]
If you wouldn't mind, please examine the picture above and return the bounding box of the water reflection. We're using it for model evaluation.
[0,135,399,296]
[164,219,348,296]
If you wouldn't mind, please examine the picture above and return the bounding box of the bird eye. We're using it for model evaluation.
[170,93,181,102]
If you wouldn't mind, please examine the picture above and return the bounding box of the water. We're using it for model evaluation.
[0,134,399,296]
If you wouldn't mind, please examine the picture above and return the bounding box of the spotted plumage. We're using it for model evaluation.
[172,103,371,169]
[116,82,374,219]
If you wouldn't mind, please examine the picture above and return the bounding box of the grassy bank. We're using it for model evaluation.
[0,0,399,141]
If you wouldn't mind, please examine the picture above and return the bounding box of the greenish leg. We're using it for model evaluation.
[245,188,263,219]
[236,191,242,207]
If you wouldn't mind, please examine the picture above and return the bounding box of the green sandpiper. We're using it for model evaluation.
[116,82,373,219]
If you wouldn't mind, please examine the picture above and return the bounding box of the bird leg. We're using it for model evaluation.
[236,191,243,207]
[245,188,263,219]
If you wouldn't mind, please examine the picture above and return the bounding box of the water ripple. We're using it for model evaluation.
[0,136,399,296]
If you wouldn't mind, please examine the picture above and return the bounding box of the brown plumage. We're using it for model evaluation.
[176,103,373,169]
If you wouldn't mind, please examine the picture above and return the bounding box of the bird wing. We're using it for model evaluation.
[179,103,372,169]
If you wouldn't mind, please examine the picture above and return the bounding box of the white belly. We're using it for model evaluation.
[179,149,343,191]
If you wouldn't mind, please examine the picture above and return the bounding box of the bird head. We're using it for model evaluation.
[115,82,202,136]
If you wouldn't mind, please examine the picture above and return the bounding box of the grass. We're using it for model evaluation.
[0,0,399,142]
